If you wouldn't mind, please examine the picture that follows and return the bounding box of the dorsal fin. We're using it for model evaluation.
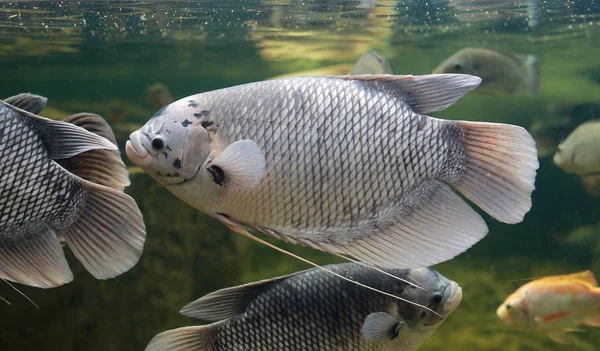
[180,270,308,321]
[334,74,481,113]
[3,93,47,114]
[565,270,597,286]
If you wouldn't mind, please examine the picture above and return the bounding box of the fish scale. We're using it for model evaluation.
[0,111,85,240]
[207,78,460,240]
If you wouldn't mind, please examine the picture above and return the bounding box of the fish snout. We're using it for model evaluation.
[126,132,152,168]
[442,282,462,315]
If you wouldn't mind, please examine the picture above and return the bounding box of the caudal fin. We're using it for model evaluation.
[145,324,220,351]
[453,121,539,224]
[59,181,146,280]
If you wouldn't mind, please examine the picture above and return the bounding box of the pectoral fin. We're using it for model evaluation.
[361,312,403,342]
[206,140,266,189]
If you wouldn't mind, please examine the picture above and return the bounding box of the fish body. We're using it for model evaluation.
[126,74,538,269]
[433,47,539,95]
[146,263,462,351]
[553,120,600,176]
[497,270,600,343]
[0,94,146,288]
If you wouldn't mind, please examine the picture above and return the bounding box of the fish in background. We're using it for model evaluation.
[497,270,600,344]
[126,73,538,270]
[145,263,462,351]
[0,93,146,288]
[351,49,394,75]
[147,83,174,111]
[433,47,539,96]
[553,120,600,177]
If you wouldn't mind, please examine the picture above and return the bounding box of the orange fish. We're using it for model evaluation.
[496,270,600,343]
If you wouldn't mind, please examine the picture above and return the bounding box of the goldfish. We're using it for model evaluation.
[126,74,538,270]
[433,47,539,95]
[0,93,146,288]
[145,263,462,351]
[553,120,600,176]
[497,270,600,344]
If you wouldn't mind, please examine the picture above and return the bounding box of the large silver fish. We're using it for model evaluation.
[126,74,538,269]
[146,263,462,351]
[0,94,146,288]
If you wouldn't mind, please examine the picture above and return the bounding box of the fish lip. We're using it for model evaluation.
[442,282,462,314]
[126,132,152,168]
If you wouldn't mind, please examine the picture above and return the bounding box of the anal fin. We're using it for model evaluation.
[332,183,488,269]
[145,324,221,351]
[0,226,73,288]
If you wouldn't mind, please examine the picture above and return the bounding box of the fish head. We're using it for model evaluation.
[432,48,480,76]
[496,293,532,329]
[553,141,578,174]
[126,100,212,186]
[394,268,462,330]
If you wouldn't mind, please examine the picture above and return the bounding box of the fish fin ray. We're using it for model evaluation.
[58,113,130,191]
[59,182,146,279]
[564,270,598,286]
[0,99,117,159]
[453,121,539,224]
[145,324,221,351]
[181,272,300,321]
[334,73,481,113]
[0,227,73,288]
[207,140,266,189]
[332,183,487,268]
[3,93,47,114]
[361,312,402,342]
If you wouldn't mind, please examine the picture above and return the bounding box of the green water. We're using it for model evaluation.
[1,1,600,350]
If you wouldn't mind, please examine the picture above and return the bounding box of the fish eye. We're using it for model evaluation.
[151,136,165,150]
[454,64,462,71]
[505,304,511,311]
[432,292,443,303]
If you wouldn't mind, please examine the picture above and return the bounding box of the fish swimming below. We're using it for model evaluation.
[126,74,539,270]
[497,270,600,344]
[0,93,146,289]
[433,47,539,96]
[145,262,462,351]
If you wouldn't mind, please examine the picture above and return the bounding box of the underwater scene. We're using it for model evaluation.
[1,0,600,350]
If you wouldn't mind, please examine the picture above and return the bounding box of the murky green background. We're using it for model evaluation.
[1,1,600,350]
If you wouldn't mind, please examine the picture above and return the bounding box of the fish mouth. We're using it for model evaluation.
[442,281,462,315]
[126,131,152,168]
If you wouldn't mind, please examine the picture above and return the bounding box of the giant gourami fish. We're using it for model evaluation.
[126,74,538,269]
[146,263,462,351]
[0,94,146,288]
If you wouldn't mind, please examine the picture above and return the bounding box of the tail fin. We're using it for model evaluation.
[522,54,539,95]
[453,121,539,224]
[59,181,146,280]
[145,324,220,351]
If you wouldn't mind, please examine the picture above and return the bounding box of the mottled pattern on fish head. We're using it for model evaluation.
[126,99,212,185]
[391,267,462,330]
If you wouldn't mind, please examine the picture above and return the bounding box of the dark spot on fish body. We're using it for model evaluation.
[207,165,225,186]
[420,312,427,319]
[172,158,182,169]
[187,100,198,108]
[201,120,214,128]
[193,110,210,119]
[162,152,168,158]
[181,120,192,128]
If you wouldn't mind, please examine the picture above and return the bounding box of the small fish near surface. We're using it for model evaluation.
[433,47,539,95]
[497,270,600,344]
[126,74,538,270]
[146,262,462,351]
[553,120,600,177]
[0,93,146,288]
